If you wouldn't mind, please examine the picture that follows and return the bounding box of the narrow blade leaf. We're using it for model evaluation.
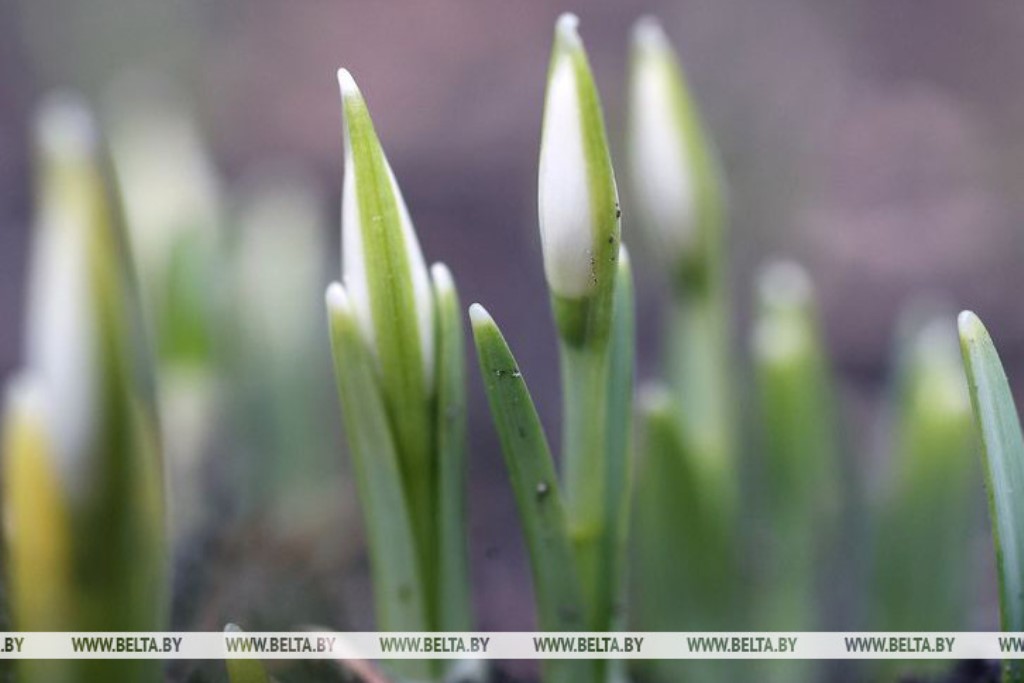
[959,310,1024,683]
[469,303,591,683]
[431,263,472,634]
[326,284,428,637]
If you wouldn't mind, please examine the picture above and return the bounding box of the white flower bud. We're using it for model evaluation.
[628,16,724,276]
[629,17,695,262]
[23,94,101,493]
[538,14,619,302]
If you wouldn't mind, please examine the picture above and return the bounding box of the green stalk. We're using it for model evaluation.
[959,311,1024,683]
[595,252,635,634]
[666,285,733,476]
[560,339,611,624]
[470,304,593,683]
[432,264,472,635]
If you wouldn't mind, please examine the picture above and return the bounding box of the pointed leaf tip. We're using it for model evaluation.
[555,13,581,48]
[337,68,359,100]
[958,310,985,343]
[325,281,350,314]
[468,303,491,328]
[632,15,669,51]
[35,92,97,161]
[430,262,454,293]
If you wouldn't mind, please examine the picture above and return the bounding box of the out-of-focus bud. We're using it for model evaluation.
[105,76,223,365]
[338,68,435,389]
[17,94,166,645]
[628,16,725,286]
[25,94,106,491]
[538,13,620,344]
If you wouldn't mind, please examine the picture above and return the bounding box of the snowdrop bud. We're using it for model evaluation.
[752,261,817,366]
[105,78,221,299]
[906,317,970,420]
[629,16,724,282]
[338,68,435,390]
[17,94,166,643]
[538,14,620,310]
[24,94,103,492]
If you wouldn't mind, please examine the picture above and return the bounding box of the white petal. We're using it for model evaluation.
[538,31,595,299]
[24,94,100,496]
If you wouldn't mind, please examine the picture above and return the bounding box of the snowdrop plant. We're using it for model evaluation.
[959,312,1024,683]
[627,16,740,681]
[105,79,225,543]
[628,16,732,470]
[325,70,470,681]
[750,262,840,683]
[472,13,633,683]
[2,94,167,683]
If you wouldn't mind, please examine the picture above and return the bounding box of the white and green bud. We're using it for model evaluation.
[628,16,724,286]
[538,14,620,345]
[17,93,165,640]
[338,68,435,389]
[751,260,818,366]
[105,78,223,365]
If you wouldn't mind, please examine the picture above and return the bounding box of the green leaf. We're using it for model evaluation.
[959,311,1024,683]
[750,262,838,633]
[338,71,436,599]
[326,284,429,640]
[469,303,592,683]
[431,263,472,634]
[629,386,738,683]
[224,625,271,683]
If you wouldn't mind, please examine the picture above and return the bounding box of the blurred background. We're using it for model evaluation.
[2,0,1024,675]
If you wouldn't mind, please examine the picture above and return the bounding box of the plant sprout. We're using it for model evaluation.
[326,69,471,682]
[959,311,1024,683]
[3,93,167,683]
[472,13,633,683]
[1,12,1017,683]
